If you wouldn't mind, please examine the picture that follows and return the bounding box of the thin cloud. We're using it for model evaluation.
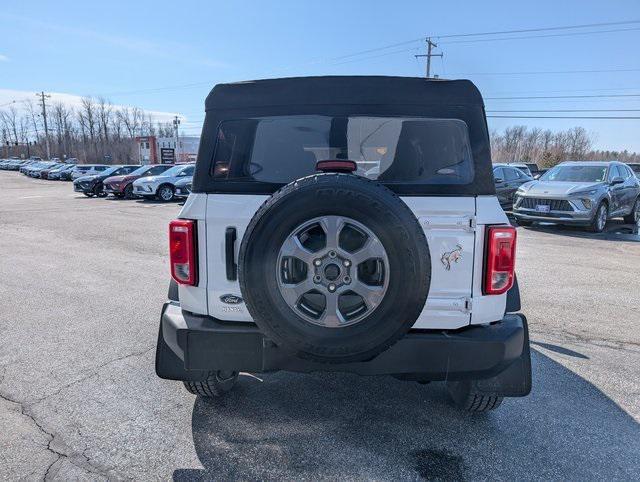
[0,12,226,68]
[0,88,189,124]
[0,54,9,62]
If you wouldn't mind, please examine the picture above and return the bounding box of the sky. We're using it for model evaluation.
[1,0,639,151]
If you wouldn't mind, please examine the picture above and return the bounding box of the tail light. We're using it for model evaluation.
[169,219,197,286]
[483,226,516,295]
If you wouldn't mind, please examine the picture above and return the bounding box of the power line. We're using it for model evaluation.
[486,93,640,100]
[435,19,640,39]
[450,68,640,76]
[323,20,640,64]
[487,109,640,112]
[439,26,640,44]
[487,115,640,119]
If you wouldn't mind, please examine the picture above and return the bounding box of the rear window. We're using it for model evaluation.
[211,116,474,186]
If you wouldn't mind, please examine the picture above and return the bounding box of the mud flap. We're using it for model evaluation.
[469,314,532,397]
[155,306,208,382]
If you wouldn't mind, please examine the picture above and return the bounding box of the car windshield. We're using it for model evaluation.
[162,164,192,177]
[100,166,121,176]
[540,165,608,183]
[129,165,152,176]
[211,115,474,185]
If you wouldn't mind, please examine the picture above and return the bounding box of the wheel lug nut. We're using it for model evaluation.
[343,259,351,267]
[313,275,322,283]
[313,259,322,266]
[328,251,337,258]
[343,276,351,284]
[328,283,336,292]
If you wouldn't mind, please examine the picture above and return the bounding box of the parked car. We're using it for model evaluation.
[70,164,109,180]
[103,164,175,199]
[47,164,76,180]
[5,159,36,171]
[493,164,533,210]
[73,165,140,197]
[132,163,194,201]
[24,161,58,177]
[39,163,67,179]
[156,76,530,412]
[173,175,193,200]
[513,161,640,232]
[628,163,640,178]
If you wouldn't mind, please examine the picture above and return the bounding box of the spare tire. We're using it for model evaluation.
[238,173,431,363]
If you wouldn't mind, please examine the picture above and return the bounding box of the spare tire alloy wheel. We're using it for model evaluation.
[239,174,431,363]
[277,216,389,328]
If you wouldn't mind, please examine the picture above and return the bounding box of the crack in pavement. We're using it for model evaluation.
[30,346,155,406]
[0,345,154,480]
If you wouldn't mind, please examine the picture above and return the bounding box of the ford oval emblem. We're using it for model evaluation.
[220,294,244,305]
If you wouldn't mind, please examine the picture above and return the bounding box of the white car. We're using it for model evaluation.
[132,163,195,201]
[156,76,531,413]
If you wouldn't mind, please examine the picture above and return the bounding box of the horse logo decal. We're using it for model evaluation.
[441,244,463,271]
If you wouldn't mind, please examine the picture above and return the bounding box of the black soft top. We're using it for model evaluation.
[194,76,494,196]
[205,76,485,110]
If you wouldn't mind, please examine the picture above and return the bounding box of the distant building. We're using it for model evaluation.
[135,136,199,164]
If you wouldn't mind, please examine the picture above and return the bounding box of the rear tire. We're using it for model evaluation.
[447,380,504,412]
[182,371,239,397]
[83,192,94,197]
[623,197,640,225]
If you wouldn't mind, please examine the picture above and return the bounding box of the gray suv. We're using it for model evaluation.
[513,161,640,232]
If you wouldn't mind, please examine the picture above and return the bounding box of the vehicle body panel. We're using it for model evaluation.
[183,193,509,330]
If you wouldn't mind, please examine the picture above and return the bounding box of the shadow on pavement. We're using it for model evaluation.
[173,350,639,480]
[530,340,589,359]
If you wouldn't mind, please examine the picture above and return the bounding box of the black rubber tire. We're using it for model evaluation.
[446,380,504,412]
[623,197,639,224]
[123,184,134,199]
[238,173,431,364]
[156,184,175,202]
[93,184,107,198]
[183,371,239,397]
[83,192,94,197]
[589,202,608,233]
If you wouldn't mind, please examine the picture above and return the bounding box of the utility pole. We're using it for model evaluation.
[415,37,443,78]
[173,115,181,163]
[37,91,51,159]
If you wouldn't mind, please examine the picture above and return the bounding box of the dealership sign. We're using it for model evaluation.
[160,148,175,163]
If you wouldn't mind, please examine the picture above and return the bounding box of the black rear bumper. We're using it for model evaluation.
[157,302,530,385]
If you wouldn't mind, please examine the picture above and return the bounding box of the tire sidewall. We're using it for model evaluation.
[158,184,174,201]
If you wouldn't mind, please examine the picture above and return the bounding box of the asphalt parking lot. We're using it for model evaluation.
[0,172,639,480]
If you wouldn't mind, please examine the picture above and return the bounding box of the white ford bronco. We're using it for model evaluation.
[156,76,531,412]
